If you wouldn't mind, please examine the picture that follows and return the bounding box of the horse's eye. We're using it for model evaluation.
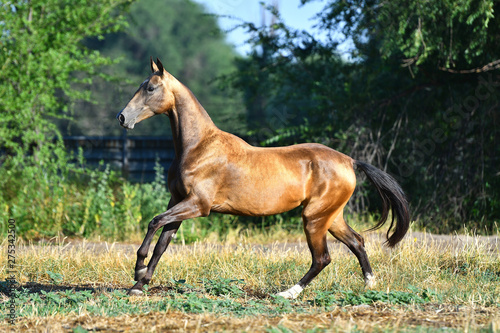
[147,85,155,92]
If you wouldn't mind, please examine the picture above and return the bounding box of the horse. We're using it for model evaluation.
[116,58,410,299]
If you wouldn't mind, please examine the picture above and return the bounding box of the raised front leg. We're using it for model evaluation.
[129,195,210,295]
[129,222,180,295]
[133,197,179,281]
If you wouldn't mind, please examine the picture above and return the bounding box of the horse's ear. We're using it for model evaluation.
[156,58,164,77]
[150,56,159,73]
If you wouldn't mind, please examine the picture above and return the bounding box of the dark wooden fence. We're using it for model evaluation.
[64,133,175,182]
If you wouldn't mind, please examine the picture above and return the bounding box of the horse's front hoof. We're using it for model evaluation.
[134,267,148,281]
[128,288,144,296]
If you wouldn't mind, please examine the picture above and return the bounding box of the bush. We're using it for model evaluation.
[0,158,171,241]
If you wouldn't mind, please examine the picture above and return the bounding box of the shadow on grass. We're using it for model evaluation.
[11,282,128,295]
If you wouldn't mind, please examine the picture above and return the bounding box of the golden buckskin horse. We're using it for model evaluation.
[117,58,410,298]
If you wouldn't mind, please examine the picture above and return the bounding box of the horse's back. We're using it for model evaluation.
[219,132,353,167]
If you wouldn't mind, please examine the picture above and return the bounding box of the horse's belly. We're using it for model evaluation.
[211,200,302,216]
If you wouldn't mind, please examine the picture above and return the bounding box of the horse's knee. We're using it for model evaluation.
[347,239,367,260]
[316,252,331,270]
[137,247,148,260]
[148,215,163,229]
[323,253,331,268]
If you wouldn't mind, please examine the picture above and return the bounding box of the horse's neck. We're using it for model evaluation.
[168,82,218,158]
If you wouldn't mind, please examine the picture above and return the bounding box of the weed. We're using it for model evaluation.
[308,287,438,309]
[266,325,294,333]
[338,289,425,306]
[169,278,195,293]
[309,291,337,307]
[270,295,294,312]
[46,271,63,285]
[72,326,88,333]
[202,277,245,297]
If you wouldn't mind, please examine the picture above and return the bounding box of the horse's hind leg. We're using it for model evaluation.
[328,213,375,288]
[277,209,334,299]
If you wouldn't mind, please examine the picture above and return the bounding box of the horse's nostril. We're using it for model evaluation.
[119,114,125,124]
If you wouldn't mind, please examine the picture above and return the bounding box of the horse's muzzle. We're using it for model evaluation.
[117,109,133,129]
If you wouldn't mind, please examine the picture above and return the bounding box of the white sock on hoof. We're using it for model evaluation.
[277,284,303,299]
[365,273,376,289]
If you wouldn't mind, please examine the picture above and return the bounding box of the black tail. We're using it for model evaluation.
[354,161,410,247]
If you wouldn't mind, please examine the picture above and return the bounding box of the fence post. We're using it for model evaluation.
[122,129,129,177]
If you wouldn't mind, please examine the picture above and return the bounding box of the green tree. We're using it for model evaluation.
[0,0,130,166]
[65,0,244,137]
[317,0,500,230]
[228,1,500,231]
[0,0,131,235]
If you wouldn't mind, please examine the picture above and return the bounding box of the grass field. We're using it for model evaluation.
[1,230,499,332]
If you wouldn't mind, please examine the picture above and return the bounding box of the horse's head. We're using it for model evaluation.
[117,57,175,129]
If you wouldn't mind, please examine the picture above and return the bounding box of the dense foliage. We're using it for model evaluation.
[1,0,498,239]
[0,0,130,163]
[228,0,500,232]
[0,0,133,237]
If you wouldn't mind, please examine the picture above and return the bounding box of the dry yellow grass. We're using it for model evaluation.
[6,306,500,333]
[1,231,499,332]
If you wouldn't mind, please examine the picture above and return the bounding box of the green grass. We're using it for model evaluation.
[2,279,441,320]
